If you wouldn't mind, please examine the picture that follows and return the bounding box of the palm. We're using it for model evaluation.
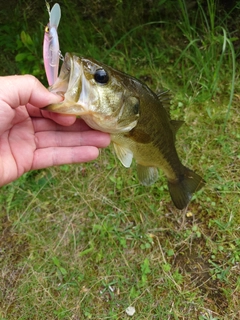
[0,106,36,183]
[0,75,110,187]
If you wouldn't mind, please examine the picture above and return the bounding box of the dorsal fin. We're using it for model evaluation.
[156,89,171,115]
[170,120,185,138]
[156,89,171,101]
[157,90,184,137]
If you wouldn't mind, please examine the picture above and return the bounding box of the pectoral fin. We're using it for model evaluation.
[113,143,133,168]
[137,164,159,186]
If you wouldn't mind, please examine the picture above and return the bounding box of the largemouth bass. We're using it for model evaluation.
[45,52,205,209]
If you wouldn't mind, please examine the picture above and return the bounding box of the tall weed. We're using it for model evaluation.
[175,0,236,107]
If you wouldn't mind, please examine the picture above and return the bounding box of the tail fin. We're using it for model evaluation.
[167,167,205,210]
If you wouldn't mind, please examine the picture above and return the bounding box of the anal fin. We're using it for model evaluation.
[137,164,159,186]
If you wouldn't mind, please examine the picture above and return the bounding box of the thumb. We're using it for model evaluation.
[0,75,62,109]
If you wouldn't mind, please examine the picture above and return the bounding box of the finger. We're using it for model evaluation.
[0,75,62,109]
[41,111,77,126]
[35,130,111,148]
[32,118,94,132]
[27,103,77,126]
[32,146,100,170]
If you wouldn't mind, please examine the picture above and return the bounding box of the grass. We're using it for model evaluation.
[0,0,240,319]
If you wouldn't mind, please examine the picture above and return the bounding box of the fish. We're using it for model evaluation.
[43,2,61,86]
[44,52,205,209]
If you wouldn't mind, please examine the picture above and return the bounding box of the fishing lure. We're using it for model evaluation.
[43,2,61,86]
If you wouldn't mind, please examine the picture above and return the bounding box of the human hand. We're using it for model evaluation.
[0,75,110,187]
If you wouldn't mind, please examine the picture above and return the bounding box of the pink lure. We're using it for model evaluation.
[43,3,61,86]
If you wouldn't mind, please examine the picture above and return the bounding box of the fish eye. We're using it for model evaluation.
[94,69,109,84]
[45,25,49,33]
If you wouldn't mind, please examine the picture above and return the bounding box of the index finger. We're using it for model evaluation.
[32,117,93,132]
[27,103,77,126]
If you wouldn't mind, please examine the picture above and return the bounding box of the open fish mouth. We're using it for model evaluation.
[44,53,91,116]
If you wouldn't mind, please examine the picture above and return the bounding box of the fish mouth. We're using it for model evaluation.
[44,52,91,116]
